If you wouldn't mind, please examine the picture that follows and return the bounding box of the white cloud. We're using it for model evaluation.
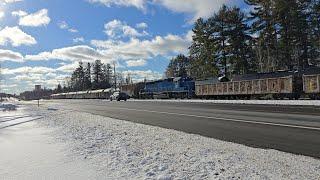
[1,84,17,88]
[126,59,147,67]
[88,0,145,10]
[58,21,79,33]
[11,10,27,17]
[1,66,69,92]
[2,0,23,4]
[73,37,85,43]
[25,45,112,63]
[155,0,230,21]
[136,22,148,29]
[56,62,79,73]
[58,21,68,29]
[0,26,37,47]
[104,19,148,39]
[18,9,51,27]
[0,11,4,19]
[122,70,163,82]
[68,28,78,33]
[1,66,56,75]
[91,31,192,61]
[0,49,23,62]
[88,0,232,22]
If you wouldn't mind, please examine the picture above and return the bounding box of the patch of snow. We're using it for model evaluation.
[130,99,320,106]
[0,121,101,179]
[30,105,320,179]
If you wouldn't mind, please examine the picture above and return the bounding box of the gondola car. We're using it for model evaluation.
[195,71,303,99]
[302,68,320,99]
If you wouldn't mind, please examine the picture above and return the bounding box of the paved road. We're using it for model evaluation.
[44,100,320,158]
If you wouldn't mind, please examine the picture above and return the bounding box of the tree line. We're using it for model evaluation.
[166,0,320,80]
[55,60,133,93]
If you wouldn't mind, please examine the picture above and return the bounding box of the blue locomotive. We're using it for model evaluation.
[139,77,195,99]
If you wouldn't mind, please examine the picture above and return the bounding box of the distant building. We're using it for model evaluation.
[35,85,42,91]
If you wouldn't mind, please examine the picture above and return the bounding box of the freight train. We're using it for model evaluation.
[51,89,112,99]
[51,68,320,100]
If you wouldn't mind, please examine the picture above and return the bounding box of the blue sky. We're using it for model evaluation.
[0,0,247,93]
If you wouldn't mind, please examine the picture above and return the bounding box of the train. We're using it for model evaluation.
[51,68,320,100]
[51,89,113,99]
[139,77,195,99]
[195,68,320,100]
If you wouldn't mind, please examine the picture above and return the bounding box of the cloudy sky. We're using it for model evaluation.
[0,0,246,94]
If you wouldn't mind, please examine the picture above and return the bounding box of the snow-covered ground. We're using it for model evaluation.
[130,99,320,106]
[23,104,319,179]
[0,105,101,180]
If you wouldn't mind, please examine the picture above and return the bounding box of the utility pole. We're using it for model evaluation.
[113,62,117,90]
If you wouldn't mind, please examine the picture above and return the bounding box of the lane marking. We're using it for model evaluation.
[0,115,35,123]
[52,100,320,116]
[0,117,43,129]
[106,107,320,131]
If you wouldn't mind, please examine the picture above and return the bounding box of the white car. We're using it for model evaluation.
[110,92,128,101]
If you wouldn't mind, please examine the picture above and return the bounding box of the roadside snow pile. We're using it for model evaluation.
[0,103,17,111]
[35,107,320,180]
[131,99,320,106]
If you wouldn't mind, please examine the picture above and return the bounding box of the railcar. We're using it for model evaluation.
[302,68,320,99]
[139,77,195,99]
[121,82,145,98]
[195,71,303,99]
[50,89,112,99]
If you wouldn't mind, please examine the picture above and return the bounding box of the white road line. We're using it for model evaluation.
[0,117,43,129]
[108,107,320,131]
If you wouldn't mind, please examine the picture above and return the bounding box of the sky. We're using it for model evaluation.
[0,0,247,94]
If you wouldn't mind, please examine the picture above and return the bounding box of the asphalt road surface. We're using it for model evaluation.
[43,100,320,158]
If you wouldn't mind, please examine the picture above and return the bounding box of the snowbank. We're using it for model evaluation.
[130,99,320,106]
[34,105,320,180]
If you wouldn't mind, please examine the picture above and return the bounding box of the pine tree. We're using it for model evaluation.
[92,60,104,89]
[310,0,320,66]
[189,18,218,79]
[165,54,190,77]
[70,62,85,91]
[101,64,111,89]
[275,0,311,70]
[105,63,113,87]
[227,7,254,75]
[209,5,231,77]
[245,0,278,72]
[56,84,62,93]
[84,62,92,90]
